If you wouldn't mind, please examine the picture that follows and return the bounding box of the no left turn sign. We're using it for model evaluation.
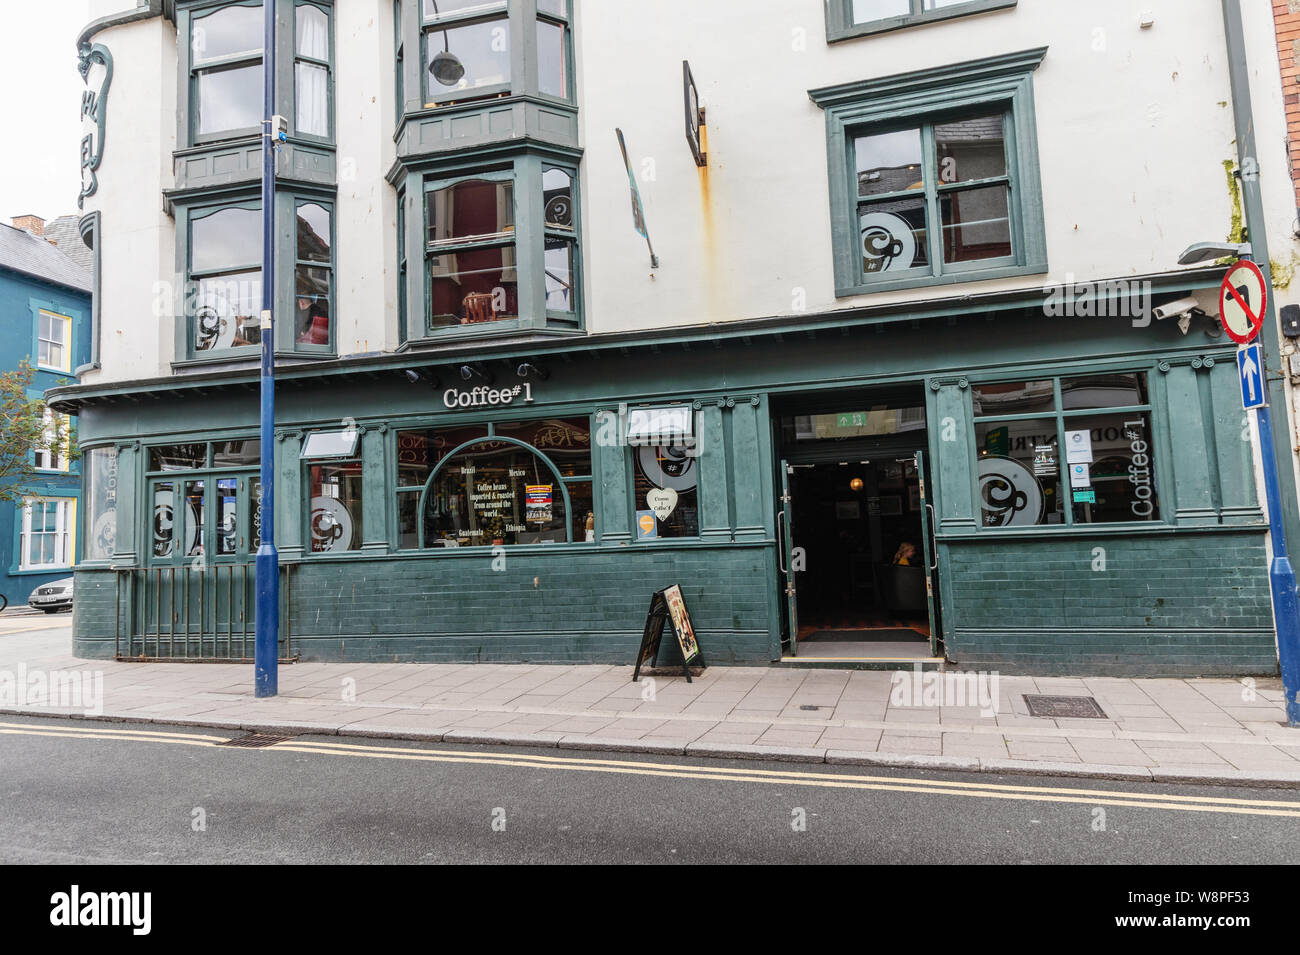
[1219,259,1268,344]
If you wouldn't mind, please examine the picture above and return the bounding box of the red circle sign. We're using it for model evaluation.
[1219,260,1268,344]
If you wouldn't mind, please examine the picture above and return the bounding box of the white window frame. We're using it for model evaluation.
[37,310,71,372]
[19,497,75,570]
[34,409,70,472]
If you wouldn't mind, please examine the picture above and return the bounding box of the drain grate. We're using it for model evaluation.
[216,733,297,748]
[799,705,822,711]
[1023,694,1108,719]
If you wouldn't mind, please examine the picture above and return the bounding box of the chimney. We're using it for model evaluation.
[11,215,45,237]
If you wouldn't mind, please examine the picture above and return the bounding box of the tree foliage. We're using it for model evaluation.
[0,360,77,504]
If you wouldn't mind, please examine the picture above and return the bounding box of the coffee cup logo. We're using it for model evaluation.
[859,211,916,274]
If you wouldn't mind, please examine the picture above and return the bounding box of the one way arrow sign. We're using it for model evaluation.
[1238,342,1266,410]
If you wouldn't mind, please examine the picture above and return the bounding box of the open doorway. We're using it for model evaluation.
[775,394,940,661]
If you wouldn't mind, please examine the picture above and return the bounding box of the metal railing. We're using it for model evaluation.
[114,564,294,662]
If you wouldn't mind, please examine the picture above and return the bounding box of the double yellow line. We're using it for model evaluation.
[4,719,1299,818]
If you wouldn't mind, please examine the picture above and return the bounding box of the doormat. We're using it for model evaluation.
[801,629,927,643]
[1023,694,1108,719]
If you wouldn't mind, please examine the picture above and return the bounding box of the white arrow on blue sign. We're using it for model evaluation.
[1238,342,1266,410]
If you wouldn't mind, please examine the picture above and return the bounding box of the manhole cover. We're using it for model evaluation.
[216,733,297,748]
[1023,695,1108,719]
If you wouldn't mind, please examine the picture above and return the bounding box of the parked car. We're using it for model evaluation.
[28,577,73,613]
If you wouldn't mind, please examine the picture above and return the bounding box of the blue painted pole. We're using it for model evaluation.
[1252,399,1300,724]
[254,0,278,697]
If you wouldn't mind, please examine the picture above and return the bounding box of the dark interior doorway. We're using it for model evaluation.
[774,388,937,659]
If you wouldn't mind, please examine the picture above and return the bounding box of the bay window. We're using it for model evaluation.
[419,156,581,335]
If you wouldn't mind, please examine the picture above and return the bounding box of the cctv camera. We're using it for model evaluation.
[1152,297,1202,321]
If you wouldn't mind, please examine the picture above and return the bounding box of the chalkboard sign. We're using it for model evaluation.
[633,584,705,682]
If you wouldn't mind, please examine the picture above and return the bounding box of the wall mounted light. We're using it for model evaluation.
[460,363,493,384]
[516,362,549,381]
[850,477,864,491]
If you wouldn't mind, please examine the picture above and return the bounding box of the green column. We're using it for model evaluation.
[696,401,730,541]
[731,397,765,541]
[276,431,304,559]
[361,426,389,551]
[930,380,977,531]
[595,409,630,543]
[1165,364,1216,525]
[1210,358,1260,523]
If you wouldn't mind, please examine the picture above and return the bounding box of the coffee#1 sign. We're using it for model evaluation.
[442,383,535,409]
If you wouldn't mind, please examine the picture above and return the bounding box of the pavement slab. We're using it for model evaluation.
[6,624,1300,786]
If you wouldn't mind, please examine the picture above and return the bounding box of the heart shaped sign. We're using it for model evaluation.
[647,487,678,521]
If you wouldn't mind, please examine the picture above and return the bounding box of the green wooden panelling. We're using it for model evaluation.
[595,410,630,543]
[930,380,977,531]
[361,426,389,551]
[696,402,730,541]
[730,398,766,539]
[1210,359,1259,523]
[276,431,304,558]
[1165,364,1216,524]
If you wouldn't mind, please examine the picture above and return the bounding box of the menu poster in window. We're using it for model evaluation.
[526,484,553,523]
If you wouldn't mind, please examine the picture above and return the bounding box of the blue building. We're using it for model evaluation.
[0,216,92,609]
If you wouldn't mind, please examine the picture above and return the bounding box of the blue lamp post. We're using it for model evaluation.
[255,0,280,697]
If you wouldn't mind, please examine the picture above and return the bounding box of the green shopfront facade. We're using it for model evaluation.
[56,276,1279,676]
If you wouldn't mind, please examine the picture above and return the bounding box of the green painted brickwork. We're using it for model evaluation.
[72,545,780,664]
[940,531,1277,675]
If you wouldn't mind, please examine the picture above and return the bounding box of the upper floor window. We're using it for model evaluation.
[809,48,1047,298]
[189,202,263,354]
[295,2,332,138]
[20,498,75,570]
[294,201,333,347]
[36,310,71,372]
[419,0,572,106]
[190,2,264,142]
[421,156,581,333]
[34,409,71,472]
[828,0,1016,42]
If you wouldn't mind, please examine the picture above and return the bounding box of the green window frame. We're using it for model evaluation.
[183,198,263,359]
[826,0,1017,43]
[421,0,512,107]
[810,48,1047,298]
[188,0,265,145]
[142,438,263,565]
[969,371,1163,530]
[293,1,334,142]
[417,154,582,339]
[416,0,573,107]
[392,414,595,550]
[292,199,335,350]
